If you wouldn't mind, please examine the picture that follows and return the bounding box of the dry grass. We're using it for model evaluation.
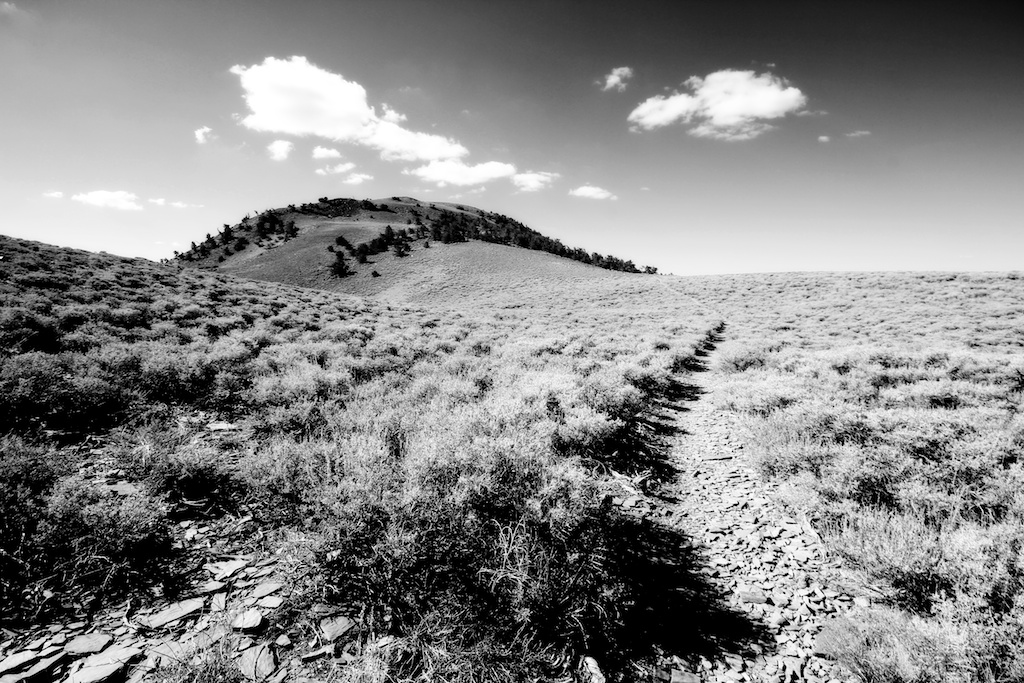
[690,270,1024,682]
[0,233,733,680]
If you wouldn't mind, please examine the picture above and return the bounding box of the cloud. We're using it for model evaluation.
[0,2,26,21]
[315,162,356,176]
[267,139,293,161]
[600,66,634,92]
[628,69,807,140]
[569,185,617,200]
[231,56,467,162]
[312,145,342,159]
[41,191,63,199]
[342,173,373,185]
[818,135,831,143]
[71,190,143,211]
[512,171,560,192]
[170,201,203,209]
[406,159,516,187]
[381,104,407,124]
[846,130,871,138]
[149,198,166,206]
[194,126,214,144]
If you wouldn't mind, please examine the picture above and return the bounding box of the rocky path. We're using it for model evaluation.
[0,364,881,683]
[651,365,870,683]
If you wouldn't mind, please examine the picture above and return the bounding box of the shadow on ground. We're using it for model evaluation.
[545,506,770,681]
[568,322,769,678]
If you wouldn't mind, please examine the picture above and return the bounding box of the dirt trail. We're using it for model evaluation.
[654,349,866,683]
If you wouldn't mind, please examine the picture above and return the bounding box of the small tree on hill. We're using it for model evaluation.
[331,251,353,277]
[393,241,410,258]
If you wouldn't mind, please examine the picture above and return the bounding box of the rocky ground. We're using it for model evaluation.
[0,363,877,683]
[636,365,880,683]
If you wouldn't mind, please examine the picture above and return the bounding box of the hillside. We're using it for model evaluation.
[174,196,656,303]
[0,233,716,683]
[4,225,1024,683]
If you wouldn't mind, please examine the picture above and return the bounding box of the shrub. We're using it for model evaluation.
[815,608,971,683]
[35,476,175,604]
[0,437,58,619]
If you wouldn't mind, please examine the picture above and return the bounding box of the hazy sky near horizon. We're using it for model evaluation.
[2,0,1022,274]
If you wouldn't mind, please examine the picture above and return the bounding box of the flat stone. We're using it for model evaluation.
[207,422,240,431]
[232,610,264,632]
[65,633,113,656]
[738,591,770,604]
[136,597,205,629]
[13,647,67,681]
[256,596,283,610]
[0,650,41,676]
[199,580,226,594]
[274,635,291,648]
[299,645,334,663]
[671,670,700,683]
[206,559,249,581]
[319,616,354,642]
[238,643,277,681]
[147,639,191,668]
[251,582,283,599]
[210,593,227,613]
[67,644,142,683]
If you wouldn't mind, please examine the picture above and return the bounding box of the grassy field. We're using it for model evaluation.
[4,225,1023,682]
[673,271,1024,682]
[0,233,717,681]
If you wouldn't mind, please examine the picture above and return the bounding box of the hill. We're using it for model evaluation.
[174,196,657,302]
[4,224,1024,682]
[0,233,717,683]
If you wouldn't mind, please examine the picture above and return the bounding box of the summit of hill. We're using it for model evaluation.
[174,196,657,305]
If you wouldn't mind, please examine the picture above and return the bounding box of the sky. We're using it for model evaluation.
[2,0,1022,275]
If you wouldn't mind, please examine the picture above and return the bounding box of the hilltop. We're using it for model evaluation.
[174,196,657,302]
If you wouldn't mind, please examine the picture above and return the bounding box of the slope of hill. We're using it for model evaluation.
[0,233,717,682]
[6,217,1024,682]
[174,196,656,303]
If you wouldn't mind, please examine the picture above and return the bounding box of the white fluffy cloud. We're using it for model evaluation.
[267,140,293,161]
[818,135,831,143]
[512,171,560,192]
[628,70,807,141]
[72,190,143,211]
[41,191,63,199]
[600,66,634,92]
[231,56,467,162]
[569,185,617,200]
[312,146,342,159]
[314,162,356,176]
[406,159,516,187]
[342,173,373,185]
[846,130,871,138]
[0,2,25,20]
[381,104,407,124]
[148,197,201,208]
[194,126,214,144]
